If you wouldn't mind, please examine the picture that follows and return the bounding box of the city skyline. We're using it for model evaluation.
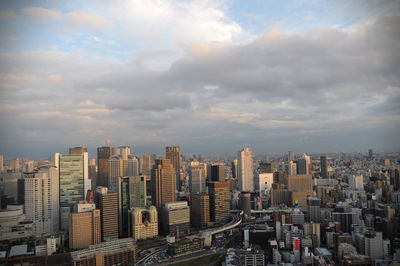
[0,1,399,158]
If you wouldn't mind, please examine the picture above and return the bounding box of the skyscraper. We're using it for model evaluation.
[88,158,97,190]
[320,155,328,179]
[95,187,118,241]
[0,155,3,172]
[231,159,238,178]
[116,146,130,160]
[55,151,89,230]
[190,194,210,228]
[69,201,101,249]
[69,147,88,155]
[97,146,114,188]
[297,154,310,175]
[108,155,123,192]
[288,174,313,207]
[238,147,254,192]
[130,206,158,240]
[118,176,146,237]
[307,197,321,223]
[151,159,175,226]
[24,165,59,235]
[140,155,151,176]
[288,151,295,161]
[208,181,230,223]
[259,161,273,174]
[189,162,207,194]
[209,163,225,182]
[166,146,181,190]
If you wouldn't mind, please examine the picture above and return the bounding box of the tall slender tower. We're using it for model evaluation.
[151,159,175,227]
[238,147,254,192]
[97,146,114,188]
[165,146,181,190]
[55,151,89,230]
[320,155,328,179]
[95,187,118,241]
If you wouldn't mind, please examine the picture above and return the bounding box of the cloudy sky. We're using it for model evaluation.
[0,0,399,159]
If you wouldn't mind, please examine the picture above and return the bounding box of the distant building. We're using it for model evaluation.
[69,147,87,155]
[163,201,190,235]
[209,163,225,182]
[320,155,328,178]
[287,151,295,162]
[231,159,238,178]
[288,175,313,207]
[97,146,114,188]
[189,162,207,194]
[166,146,181,190]
[238,148,254,192]
[240,193,251,216]
[140,155,151,175]
[348,175,364,191]
[307,197,321,223]
[116,146,130,160]
[259,161,273,174]
[70,238,136,266]
[130,206,158,240]
[297,154,310,175]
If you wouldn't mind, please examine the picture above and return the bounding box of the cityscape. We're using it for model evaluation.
[0,147,399,265]
[0,0,400,265]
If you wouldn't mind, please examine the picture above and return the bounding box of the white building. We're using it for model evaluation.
[257,173,273,197]
[24,165,59,235]
[238,147,254,192]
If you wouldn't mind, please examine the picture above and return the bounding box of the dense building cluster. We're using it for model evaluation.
[0,147,399,265]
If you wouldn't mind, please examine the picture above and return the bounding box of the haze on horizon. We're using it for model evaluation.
[0,0,399,159]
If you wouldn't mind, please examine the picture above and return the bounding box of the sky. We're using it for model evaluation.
[0,0,399,159]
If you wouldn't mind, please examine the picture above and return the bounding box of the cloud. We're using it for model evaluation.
[21,7,113,31]
[0,13,399,157]
[0,9,18,20]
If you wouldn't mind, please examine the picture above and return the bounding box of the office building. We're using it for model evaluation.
[232,159,238,178]
[70,238,136,266]
[271,184,292,206]
[238,147,254,192]
[256,173,273,197]
[69,201,101,249]
[307,197,321,222]
[287,151,295,161]
[69,147,87,155]
[190,194,210,228]
[116,146,130,160]
[297,154,310,175]
[140,154,151,175]
[290,208,305,224]
[240,193,251,216]
[22,159,34,173]
[320,155,328,178]
[364,231,383,261]
[95,187,118,241]
[285,161,297,176]
[259,161,273,174]
[166,146,181,190]
[151,159,175,225]
[208,181,230,223]
[274,171,288,185]
[348,175,364,191]
[88,158,97,190]
[288,174,313,207]
[9,158,20,172]
[130,206,158,240]
[189,162,207,194]
[118,176,146,237]
[97,146,114,188]
[209,163,225,182]
[125,156,139,176]
[0,205,35,241]
[108,155,123,192]
[0,155,3,172]
[304,223,321,247]
[24,165,59,235]
[55,151,89,230]
[163,201,190,235]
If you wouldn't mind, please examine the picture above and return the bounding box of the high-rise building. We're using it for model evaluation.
[97,146,114,188]
[118,176,146,238]
[55,151,89,230]
[239,193,251,216]
[190,194,210,228]
[297,154,310,175]
[271,184,292,206]
[140,155,151,175]
[9,158,20,172]
[304,223,321,247]
[0,155,3,172]
[69,147,88,155]
[22,159,34,173]
[231,159,238,178]
[238,147,254,192]
[348,175,364,191]
[151,159,175,226]
[284,161,297,176]
[189,162,207,194]
[69,201,100,249]
[116,146,131,160]
[24,165,59,235]
[256,173,274,197]
[95,187,118,241]
[288,174,313,207]
[208,181,230,223]
[320,155,328,178]
[274,171,288,185]
[166,146,181,190]
[88,158,97,190]
[307,197,321,223]
[259,161,274,174]
[108,155,123,192]
[288,151,295,161]
[130,206,158,240]
[209,163,225,182]
[125,156,139,177]
[162,201,190,235]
